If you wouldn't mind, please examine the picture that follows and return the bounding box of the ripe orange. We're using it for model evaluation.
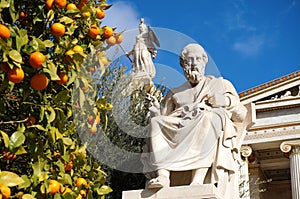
[115,34,123,44]
[80,189,87,198]
[7,67,24,83]
[19,11,26,20]
[106,36,116,46]
[0,24,11,39]
[54,0,67,8]
[80,77,89,91]
[56,72,68,84]
[46,0,54,10]
[30,74,49,91]
[95,8,105,19]
[73,45,84,53]
[60,187,72,195]
[88,25,100,39]
[89,67,96,74]
[76,178,88,188]
[95,114,100,124]
[64,161,73,171]
[0,62,10,72]
[49,180,60,195]
[51,23,65,37]
[29,52,45,69]
[87,115,94,125]
[88,126,97,134]
[77,2,85,11]
[102,26,113,39]
[2,148,16,161]
[67,3,77,10]
[0,184,11,199]
[27,116,36,126]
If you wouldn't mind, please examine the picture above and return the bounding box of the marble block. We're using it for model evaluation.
[122,184,221,199]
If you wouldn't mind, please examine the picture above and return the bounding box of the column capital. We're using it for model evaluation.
[280,139,300,154]
[240,145,252,158]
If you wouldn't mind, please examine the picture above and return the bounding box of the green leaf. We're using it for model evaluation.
[43,40,54,48]
[62,137,73,146]
[18,175,31,189]
[97,185,112,195]
[9,50,23,63]
[44,62,60,80]
[28,124,47,131]
[32,158,46,179]
[0,171,25,187]
[0,130,9,148]
[22,194,36,199]
[9,131,25,149]
[60,16,74,24]
[9,0,18,22]
[15,146,27,155]
[46,106,56,123]
[79,88,85,108]
[59,174,72,185]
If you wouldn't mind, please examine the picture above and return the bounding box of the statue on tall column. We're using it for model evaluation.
[141,43,247,198]
[126,18,160,80]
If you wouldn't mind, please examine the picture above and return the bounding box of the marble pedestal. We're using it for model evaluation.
[122,184,221,199]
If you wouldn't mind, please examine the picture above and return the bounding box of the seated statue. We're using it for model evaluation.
[141,43,247,198]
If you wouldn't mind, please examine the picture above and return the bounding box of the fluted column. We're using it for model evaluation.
[239,145,252,199]
[280,139,300,199]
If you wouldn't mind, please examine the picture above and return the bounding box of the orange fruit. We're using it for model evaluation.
[67,3,77,10]
[49,180,60,195]
[88,126,97,134]
[54,0,67,8]
[0,184,11,199]
[0,62,11,72]
[87,115,94,125]
[80,189,87,198]
[2,148,16,160]
[0,24,11,39]
[95,114,100,124]
[19,11,26,20]
[88,25,100,39]
[64,161,73,171]
[102,26,113,39]
[89,67,96,74]
[56,72,68,84]
[51,23,65,37]
[80,77,89,91]
[106,36,116,46]
[76,178,88,188]
[29,52,45,69]
[73,45,84,53]
[115,34,123,44]
[7,67,24,83]
[27,116,36,126]
[46,0,54,10]
[77,2,85,11]
[30,74,49,91]
[95,8,105,19]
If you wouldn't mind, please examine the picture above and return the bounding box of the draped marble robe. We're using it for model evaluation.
[141,75,247,186]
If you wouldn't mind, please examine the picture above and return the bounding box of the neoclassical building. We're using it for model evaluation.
[239,70,300,199]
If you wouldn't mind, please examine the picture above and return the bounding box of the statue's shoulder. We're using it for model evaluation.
[170,81,191,94]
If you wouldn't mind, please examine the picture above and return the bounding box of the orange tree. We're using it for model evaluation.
[0,0,123,198]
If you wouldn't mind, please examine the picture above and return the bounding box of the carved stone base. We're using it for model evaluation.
[122,184,221,199]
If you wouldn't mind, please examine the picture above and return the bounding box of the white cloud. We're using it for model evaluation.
[232,35,265,56]
[101,1,140,32]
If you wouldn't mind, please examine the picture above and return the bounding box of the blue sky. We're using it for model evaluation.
[103,0,300,93]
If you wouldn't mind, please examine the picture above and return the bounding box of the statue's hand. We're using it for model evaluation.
[147,94,160,116]
[207,93,228,108]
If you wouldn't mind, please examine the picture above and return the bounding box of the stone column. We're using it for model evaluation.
[240,146,252,199]
[280,139,300,199]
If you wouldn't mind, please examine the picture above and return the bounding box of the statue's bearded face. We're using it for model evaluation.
[182,51,206,85]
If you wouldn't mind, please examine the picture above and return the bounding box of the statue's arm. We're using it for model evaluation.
[223,79,247,123]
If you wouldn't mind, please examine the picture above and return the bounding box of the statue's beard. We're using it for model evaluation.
[183,66,203,85]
